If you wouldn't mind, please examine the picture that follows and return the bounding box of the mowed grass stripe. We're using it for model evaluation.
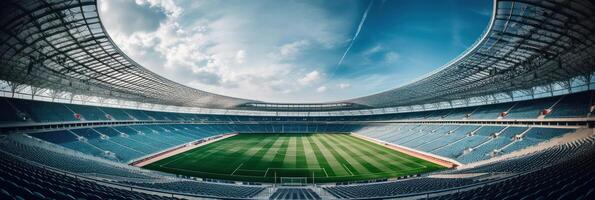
[295,135,308,169]
[325,134,400,172]
[346,134,431,169]
[270,136,290,168]
[331,134,413,171]
[144,133,444,183]
[260,135,285,162]
[300,135,319,168]
[159,136,240,168]
[313,134,367,175]
[306,135,347,176]
[176,135,271,173]
[341,134,415,170]
[233,135,280,173]
[213,136,278,173]
[284,136,297,168]
[318,134,383,174]
[156,136,248,174]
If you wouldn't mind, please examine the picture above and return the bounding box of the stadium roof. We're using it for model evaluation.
[0,0,594,111]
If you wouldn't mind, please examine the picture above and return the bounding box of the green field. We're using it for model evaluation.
[143,133,445,183]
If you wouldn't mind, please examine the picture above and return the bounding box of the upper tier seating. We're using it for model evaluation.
[10,99,77,122]
[546,90,593,118]
[469,102,514,119]
[506,97,558,119]
[0,91,591,125]
[0,99,26,122]
[64,104,109,121]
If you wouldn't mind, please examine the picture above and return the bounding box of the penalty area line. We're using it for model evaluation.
[230,163,244,176]
[343,164,354,176]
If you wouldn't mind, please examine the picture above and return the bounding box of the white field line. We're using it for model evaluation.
[233,169,266,172]
[163,165,421,179]
[159,166,266,178]
[263,167,326,177]
[132,133,238,167]
[230,162,244,176]
[343,164,354,176]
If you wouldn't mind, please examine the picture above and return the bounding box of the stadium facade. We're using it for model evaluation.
[0,0,594,199]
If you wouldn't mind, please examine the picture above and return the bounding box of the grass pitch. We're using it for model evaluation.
[143,133,445,183]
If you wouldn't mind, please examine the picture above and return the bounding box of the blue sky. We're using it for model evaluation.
[98,0,491,103]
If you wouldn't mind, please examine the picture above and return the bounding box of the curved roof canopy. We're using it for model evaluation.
[349,0,595,108]
[0,0,253,109]
[0,0,594,111]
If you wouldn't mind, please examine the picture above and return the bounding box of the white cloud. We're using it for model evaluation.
[338,83,351,89]
[317,86,327,93]
[363,44,383,56]
[100,0,361,102]
[298,70,322,86]
[99,0,109,12]
[134,0,182,17]
[235,50,246,64]
[358,44,400,65]
[279,40,310,59]
[384,51,400,63]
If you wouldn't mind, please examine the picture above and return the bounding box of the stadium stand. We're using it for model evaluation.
[355,125,575,164]
[325,177,480,199]
[506,97,558,119]
[269,188,321,200]
[0,134,268,199]
[125,181,264,199]
[429,137,595,200]
[0,151,179,200]
[546,91,594,118]
[0,90,593,125]
[324,135,595,199]
[468,103,513,119]
[0,0,593,199]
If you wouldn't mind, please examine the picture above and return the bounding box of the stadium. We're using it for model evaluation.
[0,0,594,199]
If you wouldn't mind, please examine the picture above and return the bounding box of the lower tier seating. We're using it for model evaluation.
[0,134,267,199]
[125,181,264,199]
[1,126,593,199]
[0,151,178,200]
[269,188,321,200]
[325,177,479,199]
[324,135,595,199]
[355,124,575,164]
[429,137,595,200]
